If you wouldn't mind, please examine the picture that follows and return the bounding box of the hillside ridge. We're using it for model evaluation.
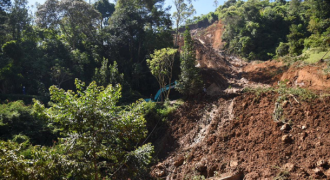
[150,20,330,180]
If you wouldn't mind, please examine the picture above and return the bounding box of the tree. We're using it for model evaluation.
[213,0,219,9]
[93,0,115,28]
[50,64,72,88]
[33,79,153,179]
[0,0,11,43]
[172,0,195,46]
[147,48,177,101]
[8,0,30,41]
[177,26,202,96]
[105,0,173,94]
[36,0,101,49]
[93,58,124,87]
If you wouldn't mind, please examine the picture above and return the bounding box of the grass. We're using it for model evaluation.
[243,81,318,102]
[302,48,330,64]
[242,86,275,97]
[143,99,184,122]
[158,99,184,118]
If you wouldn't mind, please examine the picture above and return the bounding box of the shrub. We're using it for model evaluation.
[276,42,290,56]
[0,100,55,145]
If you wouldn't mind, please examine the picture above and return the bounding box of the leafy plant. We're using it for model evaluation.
[177,26,203,96]
[0,100,54,145]
[33,79,153,179]
[147,48,177,101]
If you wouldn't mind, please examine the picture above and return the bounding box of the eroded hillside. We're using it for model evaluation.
[150,21,330,180]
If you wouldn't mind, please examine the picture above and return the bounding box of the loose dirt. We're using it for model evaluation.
[150,20,330,179]
[151,93,330,179]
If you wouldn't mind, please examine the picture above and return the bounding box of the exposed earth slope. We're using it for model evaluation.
[150,21,330,180]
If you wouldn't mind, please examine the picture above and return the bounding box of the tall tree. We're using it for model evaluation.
[0,0,11,43]
[8,0,30,41]
[36,0,101,49]
[177,26,202,96]
[93,0,115,28]
[213,0,219,9]
[106,0,173,94]
[172,0,195,46]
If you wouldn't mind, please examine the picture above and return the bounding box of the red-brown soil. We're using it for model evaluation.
[150,21,330,180]
[243,60,287,85]
[280,62,330,92]
[151,94,330,179]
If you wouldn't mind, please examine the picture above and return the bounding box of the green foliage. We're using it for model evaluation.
[33,79,153,179]
[0,141,78,179]
[276,42,290,57]
[195,0,330,60]
[93,58,124,87]
[287,24,306,56]
[0,100,55,145]
[324,60,330,74]
[186,12,218,26]
[8,0,30,41]
[301,48,330,64]
[177,26,202,96]
[218,0,290,60]
[2,40,22,61]
[93,0,115,27]
[244,80,317,102]
[277,81,317,101]
[147,48,177,101]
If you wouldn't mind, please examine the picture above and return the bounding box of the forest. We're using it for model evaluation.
[0,0,329,179]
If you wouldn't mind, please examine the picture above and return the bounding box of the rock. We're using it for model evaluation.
[282,163,295,172]
[216,171,244,180]
[174,156,184,167]
[282,135,293,143]
[242,102,247,109]
[324,169,330,177]
[282,100,289,108]
[276,121,284,126]
[207,135,216,145]
[195,162,207,172]
[302,125,307,130]
[244,171,259,180]
[313,167,324,175]
[155,170,165,177]
[307,161,315,169]
[280,124,291,131]
[230,160,239,168]
[208,165,218,177]
[315,141,322,146]
[316,159,326,167]
[156,163,164,168]
[207,83,222,96]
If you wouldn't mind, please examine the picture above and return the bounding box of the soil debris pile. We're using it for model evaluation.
[152,20,330,180]
[151,93,330,179]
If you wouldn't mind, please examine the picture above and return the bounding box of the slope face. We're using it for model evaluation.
[151,21,330,180]
[151,93,330,179]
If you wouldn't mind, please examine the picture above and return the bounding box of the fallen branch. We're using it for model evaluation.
[290,94,300,104]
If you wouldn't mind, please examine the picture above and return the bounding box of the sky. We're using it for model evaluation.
[27,0,227,18]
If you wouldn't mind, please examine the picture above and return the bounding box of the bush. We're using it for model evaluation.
[0,100,55,145]
[0,94,49,105]
[276,42,290,56]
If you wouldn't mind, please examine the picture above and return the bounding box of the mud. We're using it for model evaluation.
[150,20,330,180]
[151,93,330,179]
